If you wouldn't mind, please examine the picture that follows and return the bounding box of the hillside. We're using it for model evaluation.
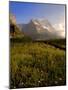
[35,38,66,50]
[10,14,24,38]
[10,41,66,89]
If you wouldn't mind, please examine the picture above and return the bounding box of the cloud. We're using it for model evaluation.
[53,16,65,38]
[53,23,65,30]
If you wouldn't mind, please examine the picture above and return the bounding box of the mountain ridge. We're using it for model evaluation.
[18,19,65,40]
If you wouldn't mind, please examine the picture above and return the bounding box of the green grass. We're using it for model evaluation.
[10,41,66,89]
[44,38,66,50]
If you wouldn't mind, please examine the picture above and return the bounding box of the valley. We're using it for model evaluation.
[10,14,66,89]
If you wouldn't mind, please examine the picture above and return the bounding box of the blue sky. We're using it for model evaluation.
[9,1,65,25]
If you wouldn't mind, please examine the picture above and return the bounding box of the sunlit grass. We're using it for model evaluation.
[10,42,66,88]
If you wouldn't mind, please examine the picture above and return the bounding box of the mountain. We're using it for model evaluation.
[18,19,65,40]
[10,14,24,38]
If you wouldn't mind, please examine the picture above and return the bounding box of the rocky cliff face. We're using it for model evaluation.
[9,14,24,38]
[19,19,63,40]
[9,14,16,25]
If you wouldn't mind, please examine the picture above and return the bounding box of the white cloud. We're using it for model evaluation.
[53,23,65,30]
[53,17,65,38]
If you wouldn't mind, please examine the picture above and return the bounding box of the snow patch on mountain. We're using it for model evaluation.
[18,19,65,40]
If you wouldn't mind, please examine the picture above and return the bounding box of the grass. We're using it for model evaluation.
[35,38,66,50]
[10,39,66,89]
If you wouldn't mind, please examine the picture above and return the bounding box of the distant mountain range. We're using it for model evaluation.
[18,19,65,40]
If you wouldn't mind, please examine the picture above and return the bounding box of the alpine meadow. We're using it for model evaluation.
[9,2,66,89]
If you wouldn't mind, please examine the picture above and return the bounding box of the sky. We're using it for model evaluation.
[9,1,66,37]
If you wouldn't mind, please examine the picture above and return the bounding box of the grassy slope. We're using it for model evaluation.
[10,39,66,89]
[44,39,66,50]
[35,38,66,50]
